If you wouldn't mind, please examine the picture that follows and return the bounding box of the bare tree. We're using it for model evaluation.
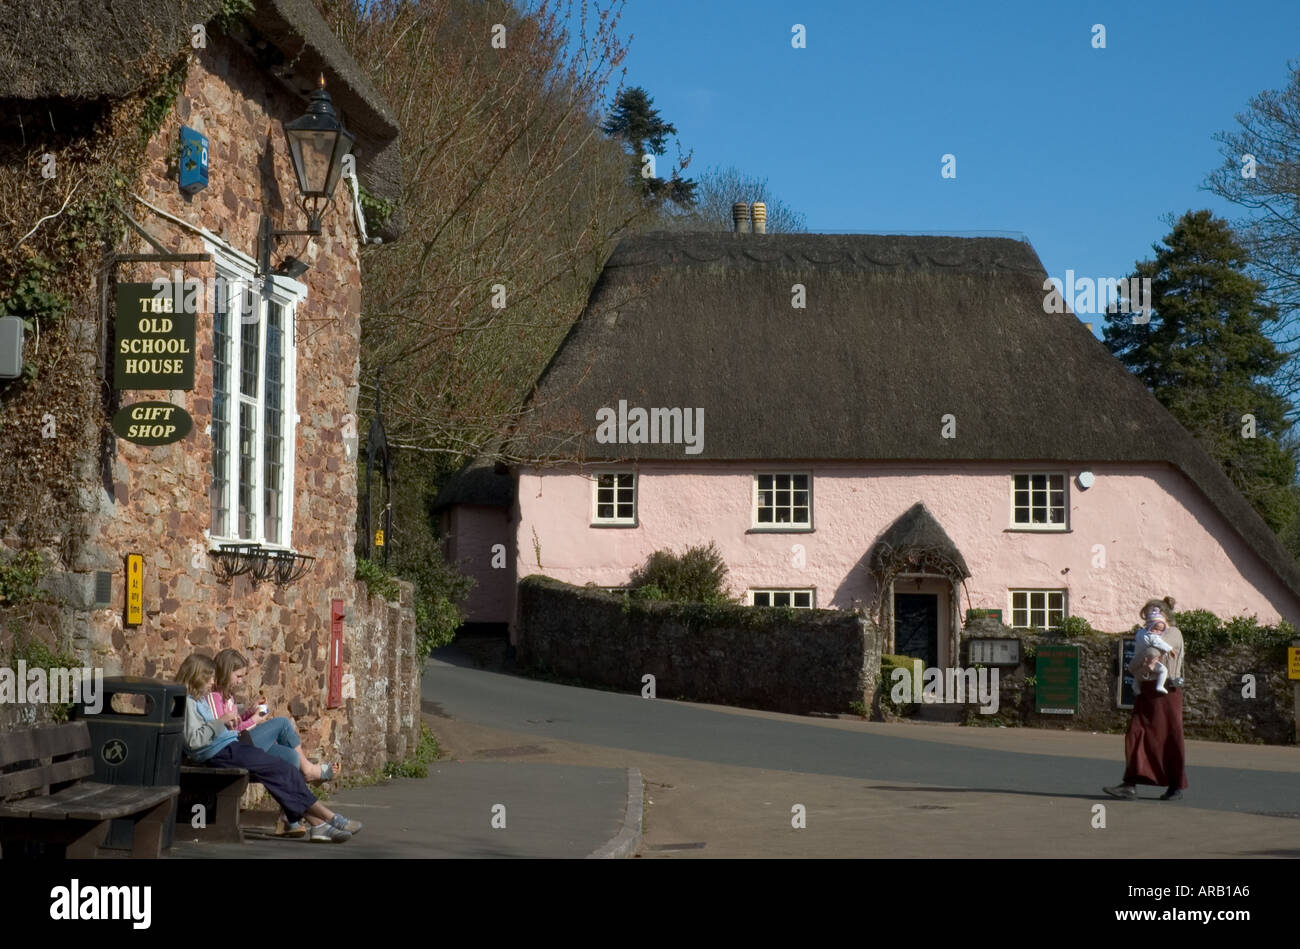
[319,0,649,465]
[659,164,806,233]
[1206,61,1300,402]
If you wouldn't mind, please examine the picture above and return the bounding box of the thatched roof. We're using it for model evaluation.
[868,503,971,579]
[0,0,401,239]
[476,230,1300,602]
[433,457,513,511]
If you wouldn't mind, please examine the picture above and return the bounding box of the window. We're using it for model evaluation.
[1011,473,1067,528]
[755,473,811,528]
[208,258,302,548]
[593,472,636,524]
[751,589,814,609]
[1010,590,1066,629]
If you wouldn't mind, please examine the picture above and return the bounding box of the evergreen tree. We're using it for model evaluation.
[602,86,696,210]
[1103,210,1298,534]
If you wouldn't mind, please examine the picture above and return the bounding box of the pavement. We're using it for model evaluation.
[169,754,640,859]
[168,638,1300,859]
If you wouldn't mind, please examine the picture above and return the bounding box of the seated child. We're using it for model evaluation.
[177,653,361,843]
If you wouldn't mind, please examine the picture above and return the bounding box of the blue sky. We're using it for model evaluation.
[596,0,1300,329]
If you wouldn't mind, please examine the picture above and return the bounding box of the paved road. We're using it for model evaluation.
[425,646,1300,858]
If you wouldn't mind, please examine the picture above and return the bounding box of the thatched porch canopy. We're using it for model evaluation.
[868,502,971,580]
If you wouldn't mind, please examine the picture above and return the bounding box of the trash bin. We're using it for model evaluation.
[72,676,187,851]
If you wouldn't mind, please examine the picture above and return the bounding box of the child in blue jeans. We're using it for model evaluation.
[179,654,359,842]
[212,648,339,782]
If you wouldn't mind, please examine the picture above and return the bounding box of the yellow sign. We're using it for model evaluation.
[374,529,384,547]
[1289,646,1300,680]
[126,554,143,626]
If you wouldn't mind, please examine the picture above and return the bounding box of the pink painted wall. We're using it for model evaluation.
[501,461,1300,634]
[443,505,513,624]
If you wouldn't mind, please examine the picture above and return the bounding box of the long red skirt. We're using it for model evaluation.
[1123,681,1189,789]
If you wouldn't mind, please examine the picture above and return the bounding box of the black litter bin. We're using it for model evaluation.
[72,676,187,850]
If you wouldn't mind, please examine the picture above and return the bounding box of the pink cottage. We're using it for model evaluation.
[436,231,1300,666]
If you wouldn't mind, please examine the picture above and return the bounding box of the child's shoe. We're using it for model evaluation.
[329,813,363,834]
[1155,685,1168,694]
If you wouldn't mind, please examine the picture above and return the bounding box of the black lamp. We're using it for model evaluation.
[260,74,355,274]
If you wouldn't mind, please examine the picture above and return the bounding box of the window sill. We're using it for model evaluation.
[1004,527,1071,534]
[590,521,639,529]
[747,527,815,534]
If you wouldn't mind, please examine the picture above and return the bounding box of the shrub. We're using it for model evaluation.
[879,653,919,716]
[1173,609,1295,659]
[0,549,46,606]
[1051,615,1094,638]
[628,542,735,604]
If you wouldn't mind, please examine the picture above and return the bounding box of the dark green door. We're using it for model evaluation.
[894,593,938,669]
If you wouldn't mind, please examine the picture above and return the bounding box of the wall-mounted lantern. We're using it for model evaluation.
[259,74,355,275]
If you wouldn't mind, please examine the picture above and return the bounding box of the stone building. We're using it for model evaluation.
[0,0,418,770]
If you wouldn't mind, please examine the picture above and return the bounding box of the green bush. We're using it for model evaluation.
[879,653,920,716]
[1051,615,1094,638]
[1173,609,1295,659]
[356,557,401,602]
[0,549,46,606]
[628,542,735,604]
[356,551,471,664]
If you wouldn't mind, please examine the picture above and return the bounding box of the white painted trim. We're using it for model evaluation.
[1009,470,1069,530]
[590,470,637,526]
[1007,588,1068,629]
[206,244,306,551]
[749,588,816,608]
[752,470,813,530]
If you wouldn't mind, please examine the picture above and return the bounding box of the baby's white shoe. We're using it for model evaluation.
[1155,685,1169,694]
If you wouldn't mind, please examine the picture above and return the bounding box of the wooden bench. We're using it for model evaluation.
[177,764,256,843]
[0,722,178,859]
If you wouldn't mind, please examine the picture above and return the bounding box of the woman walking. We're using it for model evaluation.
[1104,597,1188,801]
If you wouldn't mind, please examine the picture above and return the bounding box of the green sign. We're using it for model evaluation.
[1035,643,1079,714]
[111,401,193,446]
[114,282,195,390]
[967,609,1003,623]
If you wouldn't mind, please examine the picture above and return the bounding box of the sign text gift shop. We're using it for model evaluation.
[112,282,194,446]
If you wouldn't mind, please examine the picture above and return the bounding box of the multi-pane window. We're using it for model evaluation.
[1010,590,1066,629]
[755,473,811,527]
[209,263,299,547]
[751,589,814,609]
[209,276,233,537]
[1012,473,1066,527]
[594,472,635,524]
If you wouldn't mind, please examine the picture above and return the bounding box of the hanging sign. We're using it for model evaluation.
[114,283,195,390]
[112,401,193,445]
[179,125,209,195]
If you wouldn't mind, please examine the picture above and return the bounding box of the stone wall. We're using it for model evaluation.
[517,575,880,715]
[955,618,1296,743]
[0,34,418,772]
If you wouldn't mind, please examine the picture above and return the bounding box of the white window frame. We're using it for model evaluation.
[1008,589,1067,630]
[205,242,304,551]
[750,588,816,609]
[591,471,637,526]
[752,471,813,530]
[1009,472,1069,530]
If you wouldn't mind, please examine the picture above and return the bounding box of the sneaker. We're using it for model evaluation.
[1170,678,1184,689]
[329,813,363,835]
[308,821,352,843]
[1103,784,1137,800]
[1160,788,1183,801]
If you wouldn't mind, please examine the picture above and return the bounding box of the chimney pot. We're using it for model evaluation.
[751,202,767,234]
[732,201,750,234]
